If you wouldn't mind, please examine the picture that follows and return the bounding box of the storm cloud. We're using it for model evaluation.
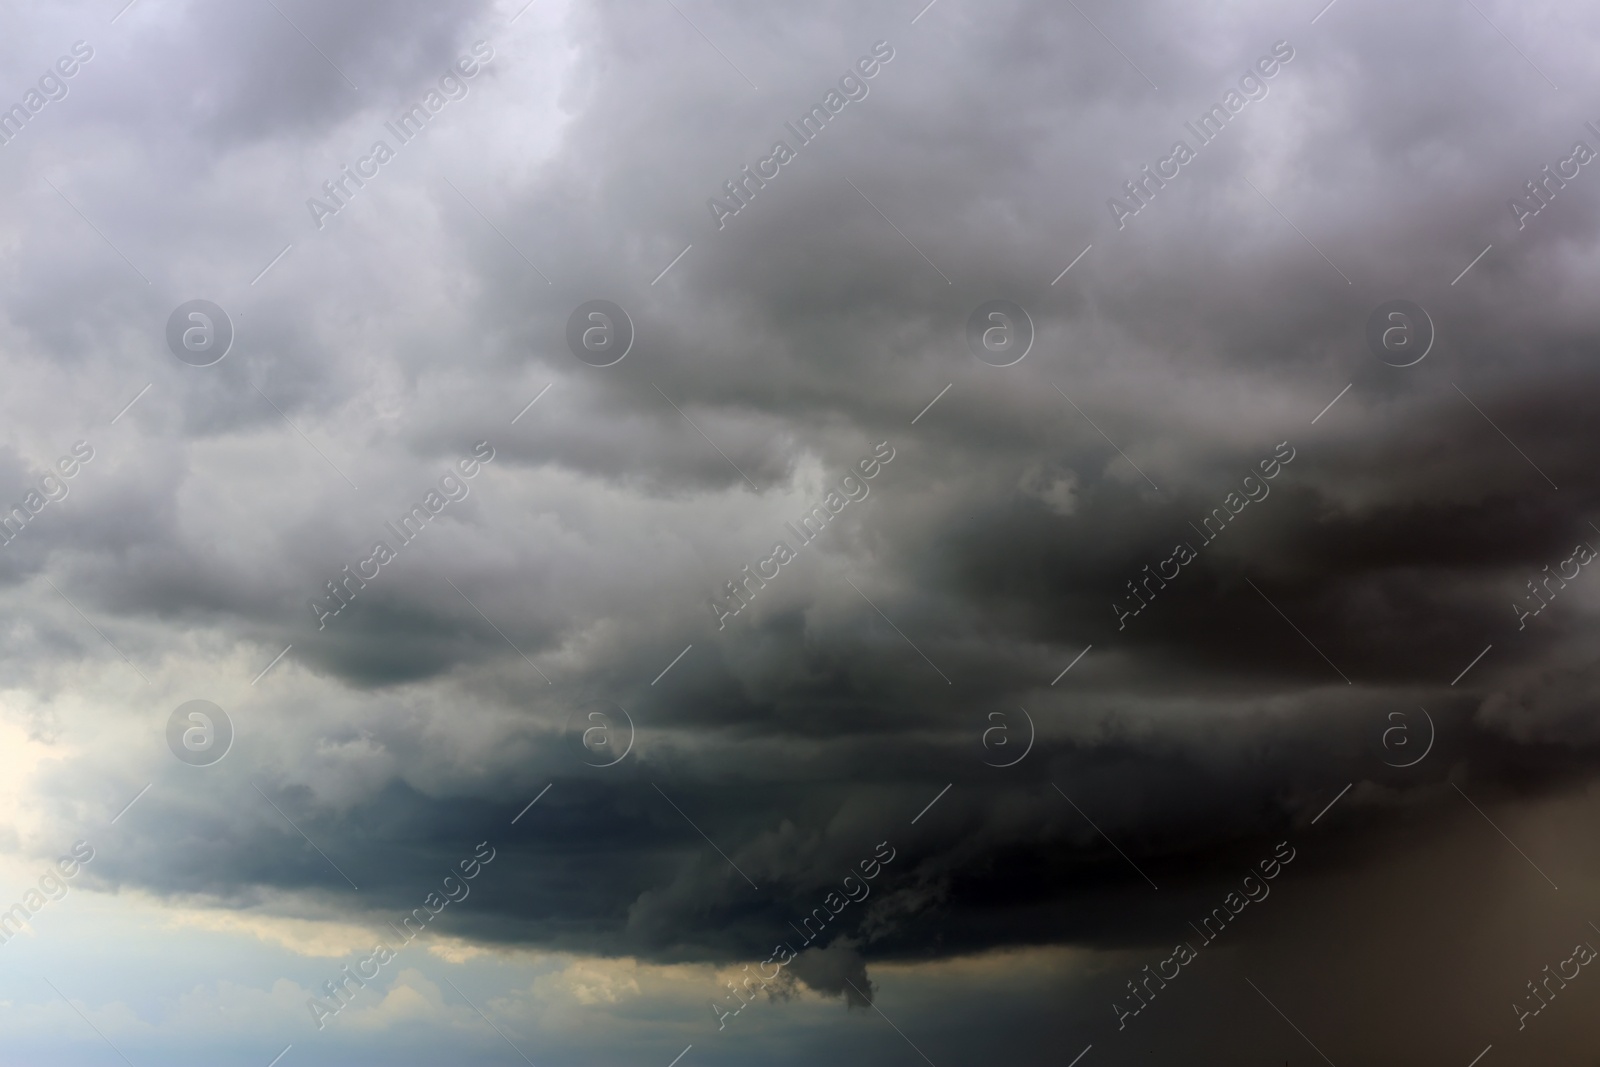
[1,0,1599,1063]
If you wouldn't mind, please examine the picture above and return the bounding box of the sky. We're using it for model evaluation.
[1,0,1599,1063]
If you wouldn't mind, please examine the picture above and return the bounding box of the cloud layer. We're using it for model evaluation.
[3,0,1600,1063]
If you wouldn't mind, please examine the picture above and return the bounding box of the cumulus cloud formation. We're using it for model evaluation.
[2,0,1599,1062]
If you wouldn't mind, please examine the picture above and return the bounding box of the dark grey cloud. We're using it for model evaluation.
[6,0,1600,1062]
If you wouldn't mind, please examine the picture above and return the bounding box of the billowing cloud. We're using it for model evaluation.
[3,0,1600,1063]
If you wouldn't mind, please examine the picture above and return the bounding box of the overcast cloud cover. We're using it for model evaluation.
[2,0,1600,1063]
